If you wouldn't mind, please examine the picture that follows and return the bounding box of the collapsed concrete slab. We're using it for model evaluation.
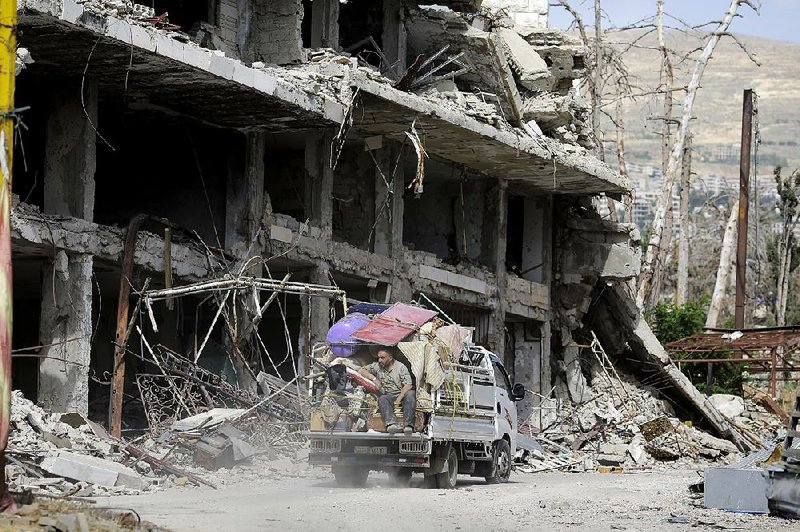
[41,451,147,490]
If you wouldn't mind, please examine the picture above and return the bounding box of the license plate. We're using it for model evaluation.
[354,446,387,455]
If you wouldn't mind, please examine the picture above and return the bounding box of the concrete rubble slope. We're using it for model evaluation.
[588,281,750,451]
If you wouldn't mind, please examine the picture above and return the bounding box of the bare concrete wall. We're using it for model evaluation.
[241,0,304,65]
[332,147,375,250]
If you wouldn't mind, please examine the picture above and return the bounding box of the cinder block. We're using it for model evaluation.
[61,0,84,23]
[155,33,184,62]
[129,24,157,53]
[232,62,255,86]
[253,71,278,95]
[704,468,769,513]
[184,47,213,71]
[209,55,235,79]
[270,225,293,244]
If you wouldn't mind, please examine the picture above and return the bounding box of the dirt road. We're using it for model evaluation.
[95,462,800,532]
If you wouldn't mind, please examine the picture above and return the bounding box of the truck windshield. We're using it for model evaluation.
[493,363,511,393]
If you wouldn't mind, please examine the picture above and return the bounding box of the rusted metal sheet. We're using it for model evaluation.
[351,303,437,346]
[667,327,800,397]
[667,327,800,354]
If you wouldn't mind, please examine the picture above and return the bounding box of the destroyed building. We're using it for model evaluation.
[9,0,737,444]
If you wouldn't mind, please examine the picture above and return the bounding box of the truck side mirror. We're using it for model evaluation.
[511,383,525,401]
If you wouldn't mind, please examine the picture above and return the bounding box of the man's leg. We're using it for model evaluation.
[402,390,417,428]
[378,393,398,427]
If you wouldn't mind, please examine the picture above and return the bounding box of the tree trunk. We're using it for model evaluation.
[676,135,692,305]
[638,0,749,308]
[777,230,790,326]
[615,90,633,223]
[706,199,740,328]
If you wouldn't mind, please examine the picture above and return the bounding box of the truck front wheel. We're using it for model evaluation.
[485,439,512,484]
[332,465,369,487]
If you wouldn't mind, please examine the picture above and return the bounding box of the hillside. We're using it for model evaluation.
[602,29,800,185]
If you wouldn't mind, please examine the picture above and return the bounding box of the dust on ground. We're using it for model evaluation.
[97,462,800,532]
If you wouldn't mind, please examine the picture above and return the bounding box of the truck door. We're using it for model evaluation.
[492,361,518,454]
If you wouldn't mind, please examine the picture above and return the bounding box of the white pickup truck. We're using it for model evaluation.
[307,345,525,488]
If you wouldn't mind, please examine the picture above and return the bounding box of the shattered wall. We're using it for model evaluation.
[482,0,549,28]
[240,0,304,65]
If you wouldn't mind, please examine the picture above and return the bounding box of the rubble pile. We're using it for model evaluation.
[7,391,153,497]
[76,0,154,22]
[517,361,762,472]
[6,385,314,499]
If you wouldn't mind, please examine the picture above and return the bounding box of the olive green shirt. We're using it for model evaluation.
[365,360,412,395]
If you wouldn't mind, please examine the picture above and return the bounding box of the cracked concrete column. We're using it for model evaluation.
[372,141,404,258]
[225,131,266,256]
[38,81,97,413]
[486,179,508,355]
[310,0,339,49]
[225,131,266,392]
[304,131,334,240]
[382,0,407,73]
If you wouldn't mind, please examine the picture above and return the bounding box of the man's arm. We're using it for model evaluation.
[395,365,413,404]
[395,383,412,405]
[359,365,382,390]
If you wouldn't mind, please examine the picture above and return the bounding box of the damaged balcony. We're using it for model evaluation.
[18,0,346,130]
[19,0,627,198]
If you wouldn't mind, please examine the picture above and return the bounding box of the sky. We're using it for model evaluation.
[548,0,800,43]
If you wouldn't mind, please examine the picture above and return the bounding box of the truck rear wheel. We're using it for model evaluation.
[435,447,459,489]
[332,465,369,487]
[485,439,511,484]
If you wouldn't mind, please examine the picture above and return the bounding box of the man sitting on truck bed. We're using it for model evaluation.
[360,348,416,435]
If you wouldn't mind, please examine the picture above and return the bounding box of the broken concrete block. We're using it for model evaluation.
[709,394,746,419]
[494,27,551,91]
[705,468,769,513]
[40,451,147,490]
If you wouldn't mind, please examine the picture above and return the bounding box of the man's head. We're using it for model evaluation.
[376,349,394,368]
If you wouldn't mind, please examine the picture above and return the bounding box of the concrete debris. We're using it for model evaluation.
[709,394,746,419]
[8,391,145,497]
[494,27,551,91]
[192,423,256,470]
[40,451,147,490]
[170,409,248,433]
[515,354,786,473]
[7,387,310,498]
[15,47,33,75]
[76,0,155,21]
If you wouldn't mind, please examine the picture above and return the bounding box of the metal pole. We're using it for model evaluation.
[109,214,147,438]
[0,0,15,512]
[734,89,753,329]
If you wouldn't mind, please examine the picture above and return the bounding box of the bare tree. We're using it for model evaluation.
[774,167,800,326]
[636,0,761,309]
[676,134,692,304]
[706,199,739,328]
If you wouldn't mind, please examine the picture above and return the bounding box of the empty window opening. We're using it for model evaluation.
[339,0,384,68]
[152,0,217,33]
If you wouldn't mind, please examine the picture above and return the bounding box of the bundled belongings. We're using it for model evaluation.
[306,302,526,488]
